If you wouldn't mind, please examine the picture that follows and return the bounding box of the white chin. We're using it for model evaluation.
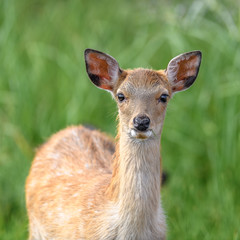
[130,129,153,139]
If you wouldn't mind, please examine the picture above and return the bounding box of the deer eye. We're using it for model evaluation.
[117,93,125,102]
[158,94,169,103]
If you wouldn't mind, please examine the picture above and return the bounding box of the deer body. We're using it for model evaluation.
[26,49,202,240]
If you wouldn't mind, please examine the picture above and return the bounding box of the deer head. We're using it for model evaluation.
[84,49,201,140]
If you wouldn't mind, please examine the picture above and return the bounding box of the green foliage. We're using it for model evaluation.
[0,0,239,239]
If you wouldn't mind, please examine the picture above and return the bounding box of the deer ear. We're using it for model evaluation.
[84,49,122,91]
[166,51,202,93]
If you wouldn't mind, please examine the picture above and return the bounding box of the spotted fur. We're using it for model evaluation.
[26,49,201,240]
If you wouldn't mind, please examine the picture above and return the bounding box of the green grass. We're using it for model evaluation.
[0,0,240,239]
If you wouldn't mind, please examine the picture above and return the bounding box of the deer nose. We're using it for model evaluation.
[133,115,150,132]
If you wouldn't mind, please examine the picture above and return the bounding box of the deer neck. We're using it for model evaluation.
[107,126,162,229]
[118,130,161,205]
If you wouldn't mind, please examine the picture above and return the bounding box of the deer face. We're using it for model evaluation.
[114,69,171,140]
[84,49,201,140]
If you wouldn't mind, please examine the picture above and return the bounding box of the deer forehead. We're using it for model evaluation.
[118,68,171,96]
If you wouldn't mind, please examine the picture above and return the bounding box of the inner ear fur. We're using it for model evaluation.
[166,51,202,93]
[84,49,123,91]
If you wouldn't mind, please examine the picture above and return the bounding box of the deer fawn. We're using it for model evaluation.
[26,49,202,240]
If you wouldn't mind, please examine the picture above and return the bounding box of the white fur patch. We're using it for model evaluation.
[130,129,153,139]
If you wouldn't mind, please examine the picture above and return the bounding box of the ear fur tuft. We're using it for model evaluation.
[167,51,202,93]
[84,49,121,91]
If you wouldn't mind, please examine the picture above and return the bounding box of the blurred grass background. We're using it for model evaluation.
[0,0,240,239]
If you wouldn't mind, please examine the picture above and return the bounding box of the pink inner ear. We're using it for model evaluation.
[176,55,199,81]
[88,52,111,81]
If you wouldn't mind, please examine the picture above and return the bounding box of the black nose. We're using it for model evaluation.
[133,115,150,132]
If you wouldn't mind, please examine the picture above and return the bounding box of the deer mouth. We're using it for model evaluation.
[130,128,153,139]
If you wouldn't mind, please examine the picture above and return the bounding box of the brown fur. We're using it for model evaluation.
[26,49,201,240]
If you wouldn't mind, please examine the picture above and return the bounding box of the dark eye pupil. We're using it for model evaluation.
[159,94,168,103]
[117,93,125,102]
